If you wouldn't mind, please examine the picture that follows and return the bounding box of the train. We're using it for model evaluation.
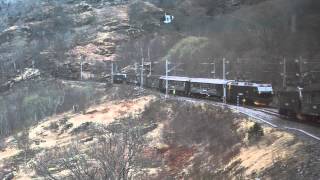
[112,73,320,121]
[113,74,274,106]
[278,84,320,121]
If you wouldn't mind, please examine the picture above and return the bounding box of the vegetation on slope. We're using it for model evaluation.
[123,0,320,86]
[0,85,319,179]
[0,79,106,137]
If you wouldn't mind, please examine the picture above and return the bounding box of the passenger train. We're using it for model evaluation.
[159,76,274,106]
[112,74,320,121]
[114,74,274,106]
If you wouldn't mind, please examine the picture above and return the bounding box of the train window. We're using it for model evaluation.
[257,86,273,93]
[192,83,200,88]
[209,84,216,89]
[172,81,184,87]
[200,83,210,89]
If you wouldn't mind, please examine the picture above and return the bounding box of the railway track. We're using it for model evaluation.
[170,95,320,142]
[104,83,320,142]
[106,83,320,142]
[252,107,281,117]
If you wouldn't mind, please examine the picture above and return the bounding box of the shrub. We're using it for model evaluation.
[48,122,59,132]
[248,122,264,143]
[58,117,69,125]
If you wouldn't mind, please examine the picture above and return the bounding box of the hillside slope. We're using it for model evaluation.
[0,0,133,83]
[0,85,319,179]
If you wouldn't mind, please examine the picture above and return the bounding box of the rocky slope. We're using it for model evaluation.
[0,0,134,83]
[0,0,277,85]
[1,0,320,179]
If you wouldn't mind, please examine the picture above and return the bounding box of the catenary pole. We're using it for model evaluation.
[223,58,227,103]
[141,58,144,88]
[282,57,286,89]
[111,61,114,84]
[80,57,83,81]
[165,59,169,99]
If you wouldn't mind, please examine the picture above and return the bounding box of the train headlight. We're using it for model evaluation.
[313,105,317,110]
[242,99,246,103]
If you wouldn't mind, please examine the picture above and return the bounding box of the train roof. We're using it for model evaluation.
[190,78,232,84]
[228,81,272,87]
[159,76,190,82]
[113,73,127,76]
[158,76,272,89]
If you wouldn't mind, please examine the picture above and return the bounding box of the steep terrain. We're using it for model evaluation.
[0,85,319,179]
[1,0,320,85]
[0,0,135,139]
[1,0,320,179]
[0,0,133,83]
[121,0,320,87]
[0,85,157,179]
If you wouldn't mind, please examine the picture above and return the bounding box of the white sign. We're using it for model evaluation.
[163,13,174,24]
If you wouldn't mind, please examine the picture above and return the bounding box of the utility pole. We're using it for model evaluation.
[111,61,114,84]
[282,57,286,89]
[148,47,152,76]
[140,47,144,89]
[295,57,303,86]
[140,58,144,88]
[165,59,169,99]
[134,62,138,74]
[13,61,16,72]
[164,60,184,99]
[223,58,226,80]
[80,56,83,81]
[223,58,227,104]
[32,60,35,69]
[148,47,150,62]
[299,56,304,86]
[212,61,216,78]
[236,57,240,80]
[149,62,152,76]
[134,62,138,85]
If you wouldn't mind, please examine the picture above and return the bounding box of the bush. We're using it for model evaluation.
[48,122,59,132]
[248,122,264,143]
[58,117,69,125]
[165,101,241,154]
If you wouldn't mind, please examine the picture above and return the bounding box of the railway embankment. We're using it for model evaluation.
[141,98,320,179]
[0,85,319,179]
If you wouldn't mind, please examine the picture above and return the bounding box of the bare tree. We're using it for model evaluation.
[90,124,145,179]
[0,135,6,151]
[33,118,146,179]
[14,128,31,165]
